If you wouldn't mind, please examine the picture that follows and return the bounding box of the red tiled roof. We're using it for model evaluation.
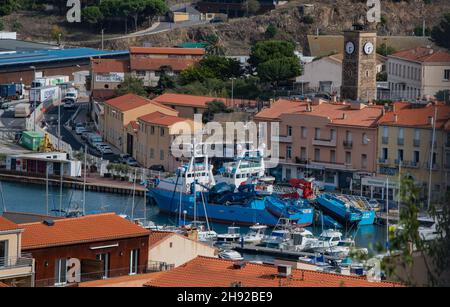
[128,120,139,131]
[20,213,150,250]
[0,282,9,287]
[144,256,402,287]
[255,99,383,127]
[153,93,256,108]
[149,231,175,246]
[79,272,164,287]
[138,111,189,127]
[378,101,450,129]
[130,57,197,71]
[91,58,130,73]
[390,47,450,63]
[130,47,205,56]
[0,216,21,232]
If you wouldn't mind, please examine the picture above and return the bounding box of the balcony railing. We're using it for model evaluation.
[397,138,404,146]
[382,136,389,145]
[0,256,34,270]
[378,158,390,165]
[343,140,353,149]
[405,161,420,168]
[312,138,337,147]
[276,135,292,143]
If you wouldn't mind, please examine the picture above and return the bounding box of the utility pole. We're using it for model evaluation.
[30,66,36,131]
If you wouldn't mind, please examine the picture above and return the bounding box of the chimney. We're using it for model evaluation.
[394,114,398,122]
[43,219,55,226]
[277,264,292,278]
[233,262,246,270]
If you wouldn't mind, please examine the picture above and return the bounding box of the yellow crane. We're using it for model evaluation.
[40,133,56,152]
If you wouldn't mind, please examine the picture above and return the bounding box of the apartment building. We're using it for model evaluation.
[102,94,178,154]
[90,58,130,101]
[129,47,204,87]
[387,47,450,100]
[377,101,450,202]
[0,217,35,287]
[135,111,193,171]
[255,98,383,190]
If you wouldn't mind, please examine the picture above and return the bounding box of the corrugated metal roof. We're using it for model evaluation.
[0,47,129,67]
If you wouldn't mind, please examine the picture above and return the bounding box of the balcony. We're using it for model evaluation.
[0,256,34,282]
[343,140,353,149]
[382,136,389,145]
[378,158,390,165]
[413,139,420,147]
[312,138,336,147]
[405,161,420,168]
[276,135,292,143]
[397,138,404,146]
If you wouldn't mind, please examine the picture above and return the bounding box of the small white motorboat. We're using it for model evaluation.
[243,224,267,244]
[218,249,244,261]
[217,226,241,243]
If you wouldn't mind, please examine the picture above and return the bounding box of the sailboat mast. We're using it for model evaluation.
[143,168,146,221]
[59,163,63,217]
[427,106,437,210]
[131,168,137,221]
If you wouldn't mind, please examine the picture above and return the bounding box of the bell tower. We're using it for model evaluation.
[341,25,377,102]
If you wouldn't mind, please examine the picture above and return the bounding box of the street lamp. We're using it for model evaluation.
[30,66,36,131]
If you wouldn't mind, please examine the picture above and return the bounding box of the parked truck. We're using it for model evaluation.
[29,86,60,105]
[14,103,31,118]
[31,75,69,88]
[0,83,24,100]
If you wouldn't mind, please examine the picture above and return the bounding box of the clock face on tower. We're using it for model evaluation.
[364,42,374,55]
[345,41,355,55]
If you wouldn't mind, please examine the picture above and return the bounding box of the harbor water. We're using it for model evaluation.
[0,181,387,259]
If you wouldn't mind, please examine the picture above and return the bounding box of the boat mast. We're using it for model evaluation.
[427,105,437,211]
[131,168,137,221]
[0,181,6,213]
[59,163,63,217]
[398,159,401,222]
[386,177,389,255]
[143,168,147,221]
[82,144,87,216]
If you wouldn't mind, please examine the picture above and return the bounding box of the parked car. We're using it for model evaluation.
[63,97,76,109]
[126,157,139,167]
[75,126,87,135]
[119,154,131,164]
[149,164,165,172]
[81,131,92,141]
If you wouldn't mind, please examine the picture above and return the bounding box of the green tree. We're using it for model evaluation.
[431,12,450,51]
[246,0,260,16]
[414,25,431,36]
[256,56,302,86]
[303,15,314,24]
[435,90,450,104]
[199,56,243,80]
[115,75,147,96]
[204,34,225,56]
[249,40,297,67]
[265,24,278,39]
[11,20,22,32]
[377,71,387,82]
[0,20,4,31]
[82,6,104,25]
[202,100,233,123]
[377,43,397,56]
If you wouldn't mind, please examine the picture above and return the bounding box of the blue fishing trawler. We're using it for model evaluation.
[264,196,314,226]
[148,144,314,227]
[315,194,376,226]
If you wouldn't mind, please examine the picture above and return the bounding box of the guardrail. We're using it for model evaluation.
[0,256,34,270]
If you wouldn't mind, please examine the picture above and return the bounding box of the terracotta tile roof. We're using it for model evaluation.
[255,99,383,127]
[130,57,197,71]
[149,231,176,246]
[129,47,205,56]
[91,58,130,73]
[20,213,150,250]
[78,272,163,287]
[153,93,256,108]
[0,282,9,287]
[326,53,385,65]
[104,93,174,113]
[0,216,21,232]
[138,111,190,127]
[390,47,450,63]
[378,101,450,129]
[144,256,402,287]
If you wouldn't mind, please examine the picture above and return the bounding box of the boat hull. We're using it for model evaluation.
[149,188,312,227]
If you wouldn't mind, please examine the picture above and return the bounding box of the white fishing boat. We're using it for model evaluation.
[217,226,241,243]
[243,224,268,244]
[262,219,318,252]
[218,250,244,261]
[310,229,343,253]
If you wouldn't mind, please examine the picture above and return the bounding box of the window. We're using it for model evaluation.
[0,240,7,267]
[382,148,388,160]
[315,128,321,139]
[150,148,154,159]
[285,168,292,180]
[160,127,165,137]
[301,127,307,139]
[151,126,155,135]
[160,150,164,161]
[330,129,336,140]
[361,154,367,169]
[330,150,336,163]
[444,69,450,81]
[286,146,292,159]
[300,147,306,160]
[314,148,320,161]
[136,70,146,77]
[398,149,404,162]
[96,253,110,279]
[345,152,351,164]
[345,130,352,142]
[129,249,139,275]
[414,151,420,163]
[193,107,198,114]
[287,125,292,136]
[362,133,369,145]
[55,258,67,285]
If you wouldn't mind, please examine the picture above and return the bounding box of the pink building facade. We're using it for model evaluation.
[255,99,383,190]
